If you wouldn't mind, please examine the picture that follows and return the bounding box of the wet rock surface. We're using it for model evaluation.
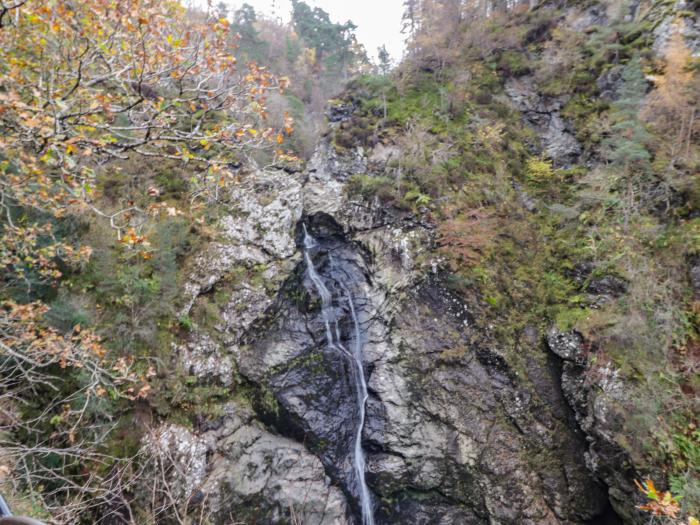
[160,132,628,523]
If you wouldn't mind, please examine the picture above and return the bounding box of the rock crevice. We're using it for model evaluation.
[162,134,622,524]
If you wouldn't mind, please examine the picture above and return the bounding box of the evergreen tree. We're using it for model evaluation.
[290,0,359,75]
[216,1,229,19]
[606,57,651,168]
[378,45,392,75]
[231,3,269,64]
[604,57,651,225]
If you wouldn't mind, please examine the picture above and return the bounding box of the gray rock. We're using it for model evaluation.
[568,4,608,32]
[505,76,581,165]
[145,406,350,525]
[546,327,645,524]
[514,182,539,212]
[179,169,303,316]
[653,1,700,57]
[587,275,627,298]
[175,332,232,386]
[168,132,621,524]
[234,193,608,523]
[569,262,628,307]
[689,256,700,298]
[547,328,586,364]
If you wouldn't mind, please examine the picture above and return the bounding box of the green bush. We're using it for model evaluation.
[497,50,531,76]
[346,174,396,202]
[525,157,554,182]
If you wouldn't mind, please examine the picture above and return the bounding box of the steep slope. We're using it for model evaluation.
[146,1,700,524]
[165,132,613,525]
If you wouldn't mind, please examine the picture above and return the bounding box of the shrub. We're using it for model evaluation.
[346,174,397,202]
[525,157,554,182]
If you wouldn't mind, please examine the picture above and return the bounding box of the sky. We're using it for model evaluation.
[188,0,406,62]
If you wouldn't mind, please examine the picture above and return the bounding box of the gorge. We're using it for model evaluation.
[1,1,698,524]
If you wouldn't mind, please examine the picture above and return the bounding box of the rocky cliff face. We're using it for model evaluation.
[153,132,634,524]
[146,3,700,522]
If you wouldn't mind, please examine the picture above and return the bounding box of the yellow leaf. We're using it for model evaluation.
[248,128,258,136]
[689,517,699,525]
[646,480,658,500]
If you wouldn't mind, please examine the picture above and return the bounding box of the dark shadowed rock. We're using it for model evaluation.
[326,101,355,122]
[689,255,700,299]
[596,66,625,101]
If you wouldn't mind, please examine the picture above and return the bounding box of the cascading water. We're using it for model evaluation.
[302,224,375,525]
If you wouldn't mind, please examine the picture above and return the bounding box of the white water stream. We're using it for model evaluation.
[302,225,375,525]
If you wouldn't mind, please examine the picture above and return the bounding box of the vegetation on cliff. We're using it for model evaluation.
[0,0,294,520]
[335,0,699,520]
[0,0,378,521]
[0,0,699,523]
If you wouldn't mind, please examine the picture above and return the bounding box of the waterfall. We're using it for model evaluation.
[342,281,374,525]
[302,225,375,525]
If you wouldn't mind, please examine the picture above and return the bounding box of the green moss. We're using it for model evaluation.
[154,168,189,200]
[258,385,281,418]
[178,314,194,331]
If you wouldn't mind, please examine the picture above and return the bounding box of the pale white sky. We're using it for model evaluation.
[189,0,406,62]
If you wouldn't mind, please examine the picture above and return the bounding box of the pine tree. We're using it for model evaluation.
[607,57,651,167]
[378,45,392,75]
[231,3,269,64]
[290,0,361,76]
[604,57,651,225]
[216,1,229,19]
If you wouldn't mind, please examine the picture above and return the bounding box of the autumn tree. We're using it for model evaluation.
[401,0,421,39]
[644,22,697,167]
[0,0,291,520]
[403,0,514,71]
[237,1,370,157]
